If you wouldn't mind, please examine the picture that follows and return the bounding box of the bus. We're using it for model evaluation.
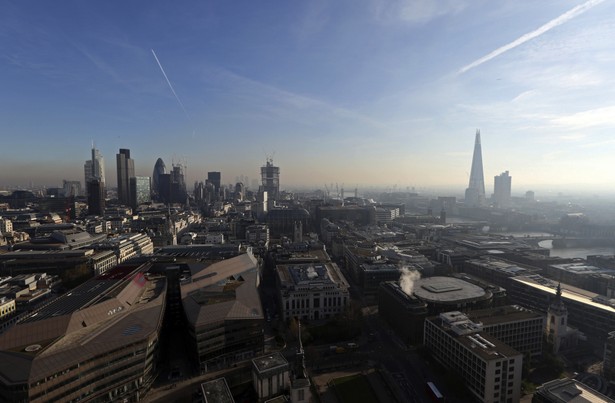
[426,381,445,402]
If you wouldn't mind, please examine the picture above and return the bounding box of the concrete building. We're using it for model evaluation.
[0,297,16,320]
[506,275,612,345]
[246,224,270,246]
[180,252,265,372]
[413,276,495,314]
[603,331,615,382]
[0,262,166,402]
[467,305,544,359]
[276,262,349,321]
[378,281,428,345]
[201,377,235,403]
[533,378,614,403]
[252,353,290,401]
[424,311,523,403]
[493,171,512,209]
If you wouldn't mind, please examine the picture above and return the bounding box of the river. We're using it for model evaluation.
[537,240,615,259]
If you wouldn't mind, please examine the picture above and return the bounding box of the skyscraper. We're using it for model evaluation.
[130,176,151,210]
[116,148,135,206]
[261,158,280,201]
[152,158,166,200]
[493,170,512,208]
[87,179,105,215]
[465,130,485,207]
[84,145,105,193]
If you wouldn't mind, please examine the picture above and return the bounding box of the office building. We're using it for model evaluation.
[87,178,105,216]
[180,252,265,372]
[465,130,486,207]
[276,262,349,321]
[493,171,511,208]
[152,158,166,200]
[207,171,221,197]
[424,311,523,403]
[261,158,280,201]
[159,165,188,205]
[0,263,166,402]
[467,305,544,359]
[378,281,428,345]
[116,148,135,206]
[62,180,82,198]
[604,331,615,382]
[84,145,105,189]
[130,176,151,210]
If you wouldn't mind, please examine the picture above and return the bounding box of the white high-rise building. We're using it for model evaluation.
[493,171,512,209]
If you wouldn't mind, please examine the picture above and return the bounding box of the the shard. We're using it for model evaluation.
[465,130,485,207]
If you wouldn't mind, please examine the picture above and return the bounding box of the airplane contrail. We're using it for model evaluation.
[151,49,192,123]
[458,0,604,75]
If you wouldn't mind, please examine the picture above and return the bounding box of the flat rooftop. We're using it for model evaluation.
[536,378,614,403]
[467,305,544,326]
[201,378,235,403]
[252,352,289,373]
[20,263,144,324]
[414,276,487,303]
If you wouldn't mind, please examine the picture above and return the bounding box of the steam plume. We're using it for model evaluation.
[399,267,421,296]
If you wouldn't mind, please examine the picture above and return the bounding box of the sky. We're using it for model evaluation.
[2,0,615,195]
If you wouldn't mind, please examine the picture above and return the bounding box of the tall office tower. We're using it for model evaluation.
[130,176,151,210]
[87,179,105,215]
[62,180,82,197]
[84,146,106,190]
[464,130,486,207]
[493,170,512,208]
[116,148,135,206]
[261,158,280,201]
[152,158,166,200]
[207,171,221,194]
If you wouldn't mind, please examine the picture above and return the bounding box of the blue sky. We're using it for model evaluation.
[2,0,614,194]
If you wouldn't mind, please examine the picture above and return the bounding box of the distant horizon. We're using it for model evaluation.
[3,2,615,195]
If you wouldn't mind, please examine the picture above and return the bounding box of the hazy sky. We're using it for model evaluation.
[2,0,614,194]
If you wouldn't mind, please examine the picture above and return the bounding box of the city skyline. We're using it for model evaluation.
[2,1,615,192]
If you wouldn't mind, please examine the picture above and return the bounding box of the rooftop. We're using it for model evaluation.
[201,378,235,403]
[536,378,614,403]
[413,276,487,303]
[252,352,289,373]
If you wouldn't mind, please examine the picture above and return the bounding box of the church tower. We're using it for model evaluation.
[290,321,310,402]
[546,283,568,353]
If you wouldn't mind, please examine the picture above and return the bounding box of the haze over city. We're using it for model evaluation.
[2,0,615,193]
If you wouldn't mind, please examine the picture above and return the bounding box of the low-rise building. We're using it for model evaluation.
[533,378,614,403]
[467,305,544,359]
[252,352,290,401]
[424,311,523,403]
[276,262,349,321]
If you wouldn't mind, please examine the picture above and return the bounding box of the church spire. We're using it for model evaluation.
[295,320,306,379]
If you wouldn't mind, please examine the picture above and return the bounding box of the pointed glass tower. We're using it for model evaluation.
[465,130,486,207]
